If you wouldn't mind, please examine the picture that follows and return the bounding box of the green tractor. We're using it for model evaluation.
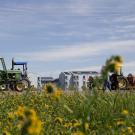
[0,57,31,92]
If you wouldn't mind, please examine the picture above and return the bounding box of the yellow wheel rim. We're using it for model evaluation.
[118,79,126,89]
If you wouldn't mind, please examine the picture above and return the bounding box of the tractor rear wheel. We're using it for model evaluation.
[0,84,7,90]
[118,76,128,90]
[21,79,31,89]
[15,81,25,92]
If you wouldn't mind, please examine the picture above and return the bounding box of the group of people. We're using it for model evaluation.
[103,73,119,91]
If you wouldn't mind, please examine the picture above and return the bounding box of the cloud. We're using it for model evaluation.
[124,61,135,67]
[63,61,135,77]
[0,0,135,42]
[67,0,93,16]
[66,65,101,72]
[16,40,135,62]
[0,0,92,16]
[122,61,135,75]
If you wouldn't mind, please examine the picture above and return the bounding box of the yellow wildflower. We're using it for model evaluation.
[55,117,63,124]
[122,110,129,116]
[73,122,81,127]
[2,130,10,135]
[12,106,42,135]
[121,128,126,133]
[27,119,42,135]
[8,112,14,120]
[117,121,125,126]
[28,109,37,119]
[84,122,90,131]
[64,122,73,128]
[127,127,133,134]
[68,122,73,127]
[71,119,78,123]
[72,131,85,135]
[53,90,62,99]
[15,106,25,116]
[17,122,22,129]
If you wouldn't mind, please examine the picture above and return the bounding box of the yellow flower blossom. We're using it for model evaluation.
[27,119,42,135]
[9,106,42,135]
[73,122,81,127]
[8,112,14,120]
[122,110,129,116]
[71,131,85,135]
[121,128,126,133]
[127,127,133,134]
[53,90,62,99]
[117,121,125,126]
[27,109,37,118]
[54,117,63,124]
[2,130,10,135]
[64,122,73,128]
[84,122,90,131]
[15,106,25,116]
[17,122,22,129]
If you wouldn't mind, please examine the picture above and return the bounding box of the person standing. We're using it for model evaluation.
[103,72,111,91]
[110,72,118,90]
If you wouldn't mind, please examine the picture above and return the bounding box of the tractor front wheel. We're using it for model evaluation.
[0,84,7,91]
[15,81,25,92]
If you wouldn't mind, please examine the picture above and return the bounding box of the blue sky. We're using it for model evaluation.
[0,0,135,85]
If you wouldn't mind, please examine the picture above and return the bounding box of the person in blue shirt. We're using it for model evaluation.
[103,72,111,91]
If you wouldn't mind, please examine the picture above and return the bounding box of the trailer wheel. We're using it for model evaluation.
[15,82,25,92]
[118,76,128,90]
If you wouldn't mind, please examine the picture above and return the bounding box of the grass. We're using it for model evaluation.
[0,89,135,135]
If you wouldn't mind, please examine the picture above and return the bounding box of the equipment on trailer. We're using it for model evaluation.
[0,57,31,92]
[12,58,28,77]
[126,74,135,89]
[109,70,135,90]
[109,74,127,90]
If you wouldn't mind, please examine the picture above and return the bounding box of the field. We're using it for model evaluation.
[0,89,135,135]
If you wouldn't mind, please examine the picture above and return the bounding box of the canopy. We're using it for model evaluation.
[13,62,27,65]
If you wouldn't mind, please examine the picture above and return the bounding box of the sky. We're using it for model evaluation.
[0,0,135,85]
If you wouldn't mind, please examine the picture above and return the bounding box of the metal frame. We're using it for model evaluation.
[0,58,7,71]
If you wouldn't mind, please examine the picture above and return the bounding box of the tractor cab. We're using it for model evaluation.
[11,58,31,90]
[12,58,28,79]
